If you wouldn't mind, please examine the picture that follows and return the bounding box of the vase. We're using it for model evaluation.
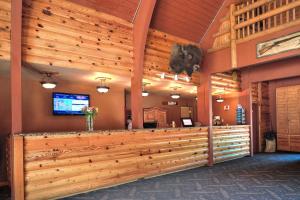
[86,115,94,131]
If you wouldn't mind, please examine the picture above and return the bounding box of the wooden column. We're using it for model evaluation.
[131,0,157,128]
[197,74,213,166]
[230,4,237,68]
[11,135,24,200]
[11,0,24,199]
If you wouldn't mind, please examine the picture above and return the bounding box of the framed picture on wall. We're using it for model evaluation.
[256,32,300,58]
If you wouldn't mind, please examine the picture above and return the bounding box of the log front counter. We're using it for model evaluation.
[11,125,250,200]
[19,127,209,200]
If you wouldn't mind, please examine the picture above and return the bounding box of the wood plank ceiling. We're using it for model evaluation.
[68,0,225,42]
[151,0,225,42]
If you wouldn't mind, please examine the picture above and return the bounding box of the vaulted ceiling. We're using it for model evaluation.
[68,0,226,42]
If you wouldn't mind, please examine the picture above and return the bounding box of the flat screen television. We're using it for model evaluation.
[52,92,90,115]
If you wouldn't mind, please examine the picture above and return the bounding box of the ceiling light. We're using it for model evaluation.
[41,81,56,89]
[216,96,224,103]
[96,77,111,93]
[142,91,149,97]
[142,82,150,97]
[40,72,58,89]
[97,86,110,93]
[171,94,180,99]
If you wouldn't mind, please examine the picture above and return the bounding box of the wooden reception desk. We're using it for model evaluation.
[10,125,250,200]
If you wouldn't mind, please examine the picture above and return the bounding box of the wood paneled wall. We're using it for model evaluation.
[0,0,10,60]
[22,128,208,199]
[0,0,133,73]
[213,125,250,163]
[251,82,271,152]
[0,0,200,84]
[144,29,200,84]
[211,72,241,95]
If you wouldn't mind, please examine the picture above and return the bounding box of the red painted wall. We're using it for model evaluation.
[212,96,239,125]
[126,92,197,127]
[0,73,126,134]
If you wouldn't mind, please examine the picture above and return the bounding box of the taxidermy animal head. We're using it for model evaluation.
[169,44,203,76]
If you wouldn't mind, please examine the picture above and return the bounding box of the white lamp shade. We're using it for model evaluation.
[216,96,224,103]
[171,94,180,99]
[142,91,149,97]
[97,86,110,93]
[41,81,56,89]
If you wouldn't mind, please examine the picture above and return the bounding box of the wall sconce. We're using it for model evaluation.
[40,72,58,89]
[96,77,111,93]
[157,73,190,82]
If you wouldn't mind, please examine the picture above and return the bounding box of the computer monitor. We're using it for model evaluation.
[181,118,194,127]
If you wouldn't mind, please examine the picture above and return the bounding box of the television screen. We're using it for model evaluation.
[53,92,90,115]
[181,118,194,127]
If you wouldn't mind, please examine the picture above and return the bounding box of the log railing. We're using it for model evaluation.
[209,0,300,53]
[234,0,300,42]
[213,125,251,163]
[19,128,208,200]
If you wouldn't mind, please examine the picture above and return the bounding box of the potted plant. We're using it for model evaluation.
[264,130,276,152]
[82,106,98,131]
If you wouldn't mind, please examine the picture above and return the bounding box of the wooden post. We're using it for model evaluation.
[230,4,237,68]
[197,74,213,166]
[11,135,24,200]
[131,0,157,128]
[11,0,24,199]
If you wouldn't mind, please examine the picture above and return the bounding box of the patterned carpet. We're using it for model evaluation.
[1,153,300,200]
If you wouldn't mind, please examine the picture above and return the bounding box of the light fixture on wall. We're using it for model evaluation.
[216,96,224,103]
[40,72,58,89]
[170,86,181,99]
[142,82,150,97]
[96,77,111,93]
[157,73,190,82]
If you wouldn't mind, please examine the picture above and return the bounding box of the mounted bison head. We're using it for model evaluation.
[169,44,203,76]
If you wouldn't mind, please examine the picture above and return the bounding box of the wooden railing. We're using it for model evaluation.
[234,0,300,42]
[209,0,300,55]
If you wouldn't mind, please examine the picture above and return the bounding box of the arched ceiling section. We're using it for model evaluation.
[150,0,226,42]
[68,0,226,42]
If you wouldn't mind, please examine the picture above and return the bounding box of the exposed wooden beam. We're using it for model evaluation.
[131,0,157,128]
[10,0,24,199]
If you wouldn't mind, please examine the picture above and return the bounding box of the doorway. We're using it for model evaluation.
[252,103,259,154]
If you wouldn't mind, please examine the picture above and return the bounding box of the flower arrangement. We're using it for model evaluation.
[82,106,98,117]
[82,106,98,131]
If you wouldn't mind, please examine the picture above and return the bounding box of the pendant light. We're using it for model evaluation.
[96,77,111,93]
[170,86,181,99]
[40,72,58,89]
[216,96,224,103]
[142,82,150,97]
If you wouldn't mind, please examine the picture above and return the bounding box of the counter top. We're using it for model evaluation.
[21,126,209,137]
[20,125,250,137]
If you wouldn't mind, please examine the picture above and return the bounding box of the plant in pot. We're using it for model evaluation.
[264,130,276,153]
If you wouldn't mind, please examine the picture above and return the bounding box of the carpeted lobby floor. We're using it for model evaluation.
[1,153,300,200]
